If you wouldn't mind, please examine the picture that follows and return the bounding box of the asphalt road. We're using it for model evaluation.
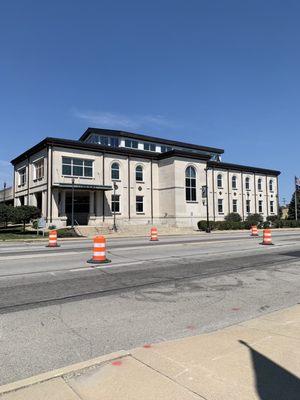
[0,230,300,385]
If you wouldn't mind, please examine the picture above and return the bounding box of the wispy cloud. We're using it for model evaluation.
[0,160,13,186]
[73,109,176,131]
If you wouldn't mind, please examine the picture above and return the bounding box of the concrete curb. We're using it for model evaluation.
[0,350,129,395]
[1,227,300,243]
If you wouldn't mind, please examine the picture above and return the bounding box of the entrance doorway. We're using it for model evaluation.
[66,192,89,225]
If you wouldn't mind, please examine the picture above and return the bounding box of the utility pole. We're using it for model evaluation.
[204,168,210,233]
[71,177,75,228]
[113,182,117,232]
[3,182,6,204]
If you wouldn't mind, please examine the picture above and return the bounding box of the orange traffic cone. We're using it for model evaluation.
[87,235,111,264]
[261,229,273,245]
[250,225,259,237]
[46,230,60,247]
[150,227,158,242]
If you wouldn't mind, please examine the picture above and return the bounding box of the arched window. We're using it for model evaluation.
[245,177,250,190]
[269,179,273,191]
[217,174,223,188]
[185,166,196,201]
[257,178,262,191]
[232,176,237,189]
[111,162,120,180]
[135,165,143,182]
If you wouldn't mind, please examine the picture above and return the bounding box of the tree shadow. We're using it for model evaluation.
[239,340,300,400]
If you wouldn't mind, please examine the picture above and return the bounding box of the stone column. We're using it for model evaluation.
[96,191,102,216]
[42,191,47,218]
[89,191,95,216]
[60,190,66,216]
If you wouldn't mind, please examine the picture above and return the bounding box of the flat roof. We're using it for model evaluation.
[79,127,225,155]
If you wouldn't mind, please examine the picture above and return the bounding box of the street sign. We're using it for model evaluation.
[38,217,46,228]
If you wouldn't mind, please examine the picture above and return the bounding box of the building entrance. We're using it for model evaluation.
[66,192,90,225]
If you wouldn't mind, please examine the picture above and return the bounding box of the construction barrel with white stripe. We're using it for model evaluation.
[87,235,111,264]
[250,225,259,237]
[150,227,158,242]
[46,230,60,248]
[261,229,273,245]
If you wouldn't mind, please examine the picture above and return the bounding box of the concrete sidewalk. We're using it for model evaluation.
[1,306,300,399]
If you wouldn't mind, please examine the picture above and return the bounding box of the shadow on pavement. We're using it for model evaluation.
[239,340,300,400]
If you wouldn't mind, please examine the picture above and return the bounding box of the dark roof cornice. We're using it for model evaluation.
[11,137,210,165]
[79,127,224,154]
[207,161,281,176]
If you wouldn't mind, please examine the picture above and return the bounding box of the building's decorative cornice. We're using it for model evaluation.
[11,137,211,164]
[207,161,281,176]
[79,127,225,154]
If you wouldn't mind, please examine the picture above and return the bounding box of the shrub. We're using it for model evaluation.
[0,204,13,227]
[12,206,40,232]
[245,213,264,227]
[225,212,242,222]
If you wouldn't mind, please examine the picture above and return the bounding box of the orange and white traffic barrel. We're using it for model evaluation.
[150,227,158,242]
[261,229,273,245]
[87,235,111,264]
[250,225,259,237]
[46,230,60,247]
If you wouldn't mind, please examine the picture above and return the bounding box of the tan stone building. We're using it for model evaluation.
[11,128,280,228]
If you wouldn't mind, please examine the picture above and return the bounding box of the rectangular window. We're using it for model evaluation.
[62,157,93,178]
[144,143,156,152]
[270,201,274,213]
[136,196,144,213]
[110,137,119,148]
[19,168,26,186]
[125,139,138,149]
[246,200,251,213]
[99,136,109,146]
[218,199,223,214]
[111,195,120,213]
[258,200,263,213]
[161,145,172,153]
[34,159,44,180]
[232,199,237,213]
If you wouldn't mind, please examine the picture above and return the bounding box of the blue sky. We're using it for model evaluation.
[0,0,299,203]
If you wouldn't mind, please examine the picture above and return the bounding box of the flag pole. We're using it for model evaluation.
[295,176,298,221]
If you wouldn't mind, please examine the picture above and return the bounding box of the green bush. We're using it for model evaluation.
[0,204,13,227]
[11,206,40,232]
[198,218,300,231]
[225,212,242,222]
[245,213,264,227]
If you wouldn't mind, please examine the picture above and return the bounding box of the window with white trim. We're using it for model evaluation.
[185,166,197,202]
[19,168,26,186]
[111,163,120,180]
[218,199,223,213]
[246,199,251,213]
[34,159,44,180]
[269,179,274,192]
[143,143,156,152]
[135,165,144,181]
[258,200,263,213]
[111,194,120,213]
[217,174,223,188]
[270,200,274,213]
[125,139,138,149]
[245,177,250,190]
[232,176,237,189]
[161,145,172,153]
[136,196,144,213]
[232,199,238,213]
[62,157,93,177]
[258,178,262,191]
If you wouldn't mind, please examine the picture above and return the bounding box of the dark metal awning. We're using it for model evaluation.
[52,183,113,191]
